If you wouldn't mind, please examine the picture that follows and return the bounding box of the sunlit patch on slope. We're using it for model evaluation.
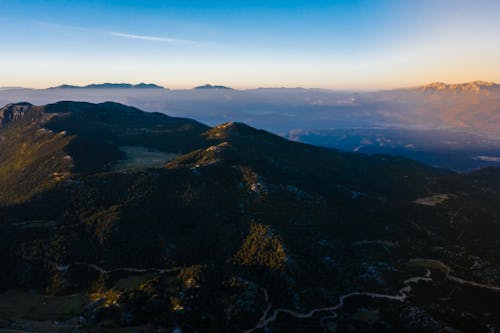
[413,194,449,206]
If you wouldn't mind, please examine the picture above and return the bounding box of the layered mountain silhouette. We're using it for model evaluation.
[194,84,233,90]
[0,101,499,332]
[50,83,166,89]
[1,81,499,142]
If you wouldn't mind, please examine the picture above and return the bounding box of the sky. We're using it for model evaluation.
[0,0,499,89]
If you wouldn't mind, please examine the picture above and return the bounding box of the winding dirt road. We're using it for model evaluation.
[244,269,432,333]
[23,256,181,275]
[409,258,500,292]
[245,258,500,332]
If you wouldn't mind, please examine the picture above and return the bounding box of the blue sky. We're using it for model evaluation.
[0,0,499,89]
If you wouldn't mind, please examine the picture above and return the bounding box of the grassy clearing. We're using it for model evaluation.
[112,146,178,171]
[113,274,157,291]
[0,290,88,321]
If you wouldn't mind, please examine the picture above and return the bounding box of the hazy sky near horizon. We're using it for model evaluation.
[0,0,499,89]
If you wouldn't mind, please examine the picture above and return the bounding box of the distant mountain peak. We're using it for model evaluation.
[194,84,233,90]
[417,81,497,93]
[50,83,166,89]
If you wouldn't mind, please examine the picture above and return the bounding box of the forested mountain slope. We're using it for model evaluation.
[0,102,499,332]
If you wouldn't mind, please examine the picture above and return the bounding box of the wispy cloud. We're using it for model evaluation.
[109,31,199,45]
[25,19,203,46]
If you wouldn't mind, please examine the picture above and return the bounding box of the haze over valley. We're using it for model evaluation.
[2,80,499,170]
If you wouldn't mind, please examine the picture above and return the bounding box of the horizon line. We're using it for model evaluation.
[0,80,498,92]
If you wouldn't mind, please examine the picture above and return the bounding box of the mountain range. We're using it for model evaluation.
[7,80,498,93]
[1,81,498,137]
[413,81,498,94]
[194,84,233,90]
[49,83,167,90]
[0,101,499,332]
[43,83,235,90]
[1,81,499,171]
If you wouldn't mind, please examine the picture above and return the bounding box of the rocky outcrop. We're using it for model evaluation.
[0,102,33,127]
